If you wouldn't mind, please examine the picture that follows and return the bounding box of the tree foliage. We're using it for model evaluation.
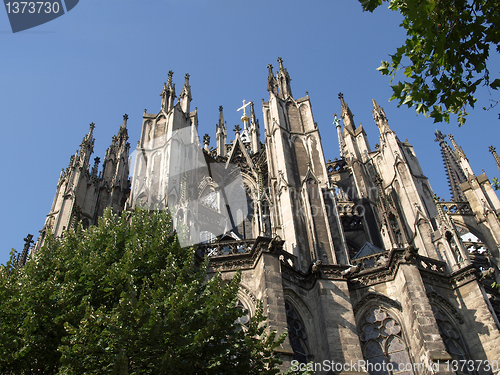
[0,209,286,374]
[359,0,500,125]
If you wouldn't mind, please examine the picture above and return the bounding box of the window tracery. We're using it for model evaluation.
[285,301,310,364]
[359,306,412,375]
[431,305,472,374]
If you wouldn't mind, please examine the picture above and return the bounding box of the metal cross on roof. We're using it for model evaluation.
[237,99,251,117]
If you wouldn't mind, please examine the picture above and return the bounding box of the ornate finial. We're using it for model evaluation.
[219,105,223,112]
[267,64,274,76]
[489,145,500,175]
[23,234,34,249]
[338,92,344,100]
[277,57,284,69]
[203,134,210,147]
[89,122,95,130]
[184,73,190,83]
[167,70,173,83]
[234,124,242,133]
[434,130,446,142]
[144,108,147,114]
[19,234,34,267]
[121,114,128,129]
[333,113,340,127]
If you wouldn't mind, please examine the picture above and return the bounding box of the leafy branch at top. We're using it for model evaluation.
[360,0,500,125]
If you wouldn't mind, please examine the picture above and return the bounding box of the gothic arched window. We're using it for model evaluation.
[431,305,472,374]
[359,306,413,375]
[285,301,310,364]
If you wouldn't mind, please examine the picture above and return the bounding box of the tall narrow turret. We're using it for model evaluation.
[267,64,278,96]
[372,99,391,134]
[249,101,261,153]
[216,105,227,157]
[262,58,346,269]
[333,113,344,158]
[276,57,292,99]
[98,114,131,215]
[179,73,192,113]
[161,70,176,112]
[78,123,95,170]
[435,130,467,201]
[339,93,355,133]
[490,145,500,176]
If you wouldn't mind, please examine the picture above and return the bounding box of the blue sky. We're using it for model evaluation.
[1,0,499,265]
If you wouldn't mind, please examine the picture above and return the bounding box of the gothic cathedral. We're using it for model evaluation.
[25,59,500,374]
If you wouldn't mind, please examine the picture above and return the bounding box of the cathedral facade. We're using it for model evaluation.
[27,60,500,374]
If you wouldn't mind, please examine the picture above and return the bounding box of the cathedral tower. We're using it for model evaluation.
[262,58,347,269]
[34,118,130,253]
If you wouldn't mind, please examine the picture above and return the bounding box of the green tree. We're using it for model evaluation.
[0,209,286,374]
[360,0,500,125]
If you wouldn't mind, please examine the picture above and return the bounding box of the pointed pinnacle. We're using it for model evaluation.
[267,64,274,76]
[122,114,128,128]
[434,130,446,143]
[277,57,284,70]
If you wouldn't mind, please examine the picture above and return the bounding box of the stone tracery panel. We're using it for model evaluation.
[358,306,413,375]
[430,303,472,374]
[284,301,310,364]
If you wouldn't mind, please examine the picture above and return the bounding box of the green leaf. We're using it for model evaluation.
[377,60,390,75]
[491,79,500,90]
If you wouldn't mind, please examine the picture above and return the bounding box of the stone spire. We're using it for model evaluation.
[448,133,467,161]
[435,130,467,201]
[117,114,129,139]
[249,101,261,153]
[339,93,355,133]
[18,234,33,267]
[78,123,95,169]
[276,57,292,99]
[102,115,130,187]
[161,71,176,112]
[372,99,391,134]
[216,105,227,157]
[333,113,344,158]
[267,63,279,96]
[179,73,192,113]
[489,145,500,176]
